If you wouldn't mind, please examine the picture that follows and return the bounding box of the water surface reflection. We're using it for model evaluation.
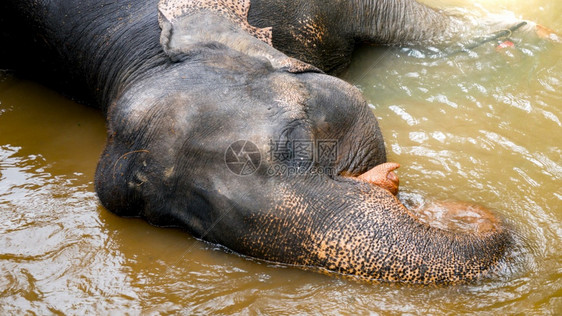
[1,0,561,313]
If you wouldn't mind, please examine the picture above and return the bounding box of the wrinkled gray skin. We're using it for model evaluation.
[1,0,513,284]
[248,0,457,73]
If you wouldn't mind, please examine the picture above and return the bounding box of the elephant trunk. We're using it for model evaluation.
[234,177,512,284]
[352,0,461,45]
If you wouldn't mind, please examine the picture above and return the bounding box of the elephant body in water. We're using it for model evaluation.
[0,0,514,284]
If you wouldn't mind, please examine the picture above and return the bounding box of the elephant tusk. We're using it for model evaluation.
[357,162,400,195]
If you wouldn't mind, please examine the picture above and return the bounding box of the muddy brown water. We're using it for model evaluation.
[1,0,561,314]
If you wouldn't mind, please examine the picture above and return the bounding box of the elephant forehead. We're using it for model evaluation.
[158,0,273,45]
[269,74,309,121]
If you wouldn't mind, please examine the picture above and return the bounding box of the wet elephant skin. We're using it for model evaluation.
[1,0,513,284]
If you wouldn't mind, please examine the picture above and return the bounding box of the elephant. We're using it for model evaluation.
[159,0,456,74]
[0,0,514,284]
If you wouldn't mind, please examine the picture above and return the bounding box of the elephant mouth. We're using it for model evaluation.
[351,163,502,237]
[355,162,401,195]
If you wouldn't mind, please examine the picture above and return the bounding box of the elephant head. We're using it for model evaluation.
[94,9,513,284]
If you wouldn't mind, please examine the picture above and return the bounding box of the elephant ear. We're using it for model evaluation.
[158,6,322,74]
[159,12,196,63]
[274,57,323,74]
[158,0,273,45]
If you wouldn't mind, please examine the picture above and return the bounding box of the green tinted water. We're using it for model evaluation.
[1,0,561,313]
